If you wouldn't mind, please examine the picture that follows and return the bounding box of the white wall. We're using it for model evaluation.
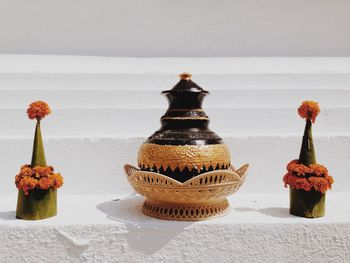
[0,0,350,56]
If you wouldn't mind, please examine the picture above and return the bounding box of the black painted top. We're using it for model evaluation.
[146,74,223,145]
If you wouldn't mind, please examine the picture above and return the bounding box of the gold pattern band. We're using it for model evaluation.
[161,117,209,120]
[138,143,231,172]
[142,199,229,221]
[167,109,203,112]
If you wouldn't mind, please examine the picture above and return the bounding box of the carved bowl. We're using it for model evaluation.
[124,163,249,221]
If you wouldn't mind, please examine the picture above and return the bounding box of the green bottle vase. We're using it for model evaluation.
[289,188,325,218]
[16,188,57,220]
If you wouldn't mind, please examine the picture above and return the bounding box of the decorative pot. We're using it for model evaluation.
[124,73,249,221]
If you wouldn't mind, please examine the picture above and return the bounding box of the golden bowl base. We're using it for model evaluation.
[142,199,229,221]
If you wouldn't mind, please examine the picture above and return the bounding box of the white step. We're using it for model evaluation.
[0,193,348,262]
[1,73,350,91]
[0,56,348,195]
[1,89,350,109]
[0,108,348,136]
[1,136,348,195]
[0,57,349,137]
[1,56,350,74]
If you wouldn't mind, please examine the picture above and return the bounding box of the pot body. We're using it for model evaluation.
[138,77,232,182]
[289,188,325,218]
[16,188,57,220]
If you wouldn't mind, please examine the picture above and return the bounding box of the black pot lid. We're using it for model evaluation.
[162,73,209,94]
[146,73,222,145]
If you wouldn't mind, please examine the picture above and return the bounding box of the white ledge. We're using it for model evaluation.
[0,193,349,262]
[1,55,350,74]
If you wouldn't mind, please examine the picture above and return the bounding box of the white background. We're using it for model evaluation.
[0,0,350,56]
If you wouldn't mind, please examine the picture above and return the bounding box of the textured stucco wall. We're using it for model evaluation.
[0,194,349,262]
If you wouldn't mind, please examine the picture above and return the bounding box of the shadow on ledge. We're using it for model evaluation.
[234,207,293,218]
[96,194,193,255]
[0,211,16,220]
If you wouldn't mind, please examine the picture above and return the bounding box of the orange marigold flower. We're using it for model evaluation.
[309,164,328,177]
[283,159,334,193]
[309,177,329,193]
[298,101,320,123]
[287,160,312,177]
[295,178,312,191]
[32,166,53,178]
[326,175,334,187]
[283,173,290,187]
[286,159,299,171]
[20,164,31,170]
[15,164,63,193]
[285,173,298,186]
[293,164,310,176]
[20,166,33,177]
[37,176,53,190]
[15,174,22,184]
[17,176,38,195]
[51,173,64,188]
[27,101,51,121]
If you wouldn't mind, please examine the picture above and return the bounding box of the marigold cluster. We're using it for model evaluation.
[286,159,328,177]
[283,159,333,193]
[298,101,320,123]
[15,164,63,195]
[27,101,51,121]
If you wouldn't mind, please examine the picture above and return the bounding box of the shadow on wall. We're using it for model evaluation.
[96,194,193,255]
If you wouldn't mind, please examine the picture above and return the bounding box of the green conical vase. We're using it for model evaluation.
[298,120,316,166]
[289,188,325,218]
[290,119,325,218]
[16,121,57,220]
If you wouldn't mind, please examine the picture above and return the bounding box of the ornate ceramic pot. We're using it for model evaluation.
[125,73,249,221]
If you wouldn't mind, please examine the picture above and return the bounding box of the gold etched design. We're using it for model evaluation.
[142,199,229,221]
[167,109,203,112]
[161,116,209,120]
[137,143,231,172]
[124,164,249,220]
[125,164,247,204]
